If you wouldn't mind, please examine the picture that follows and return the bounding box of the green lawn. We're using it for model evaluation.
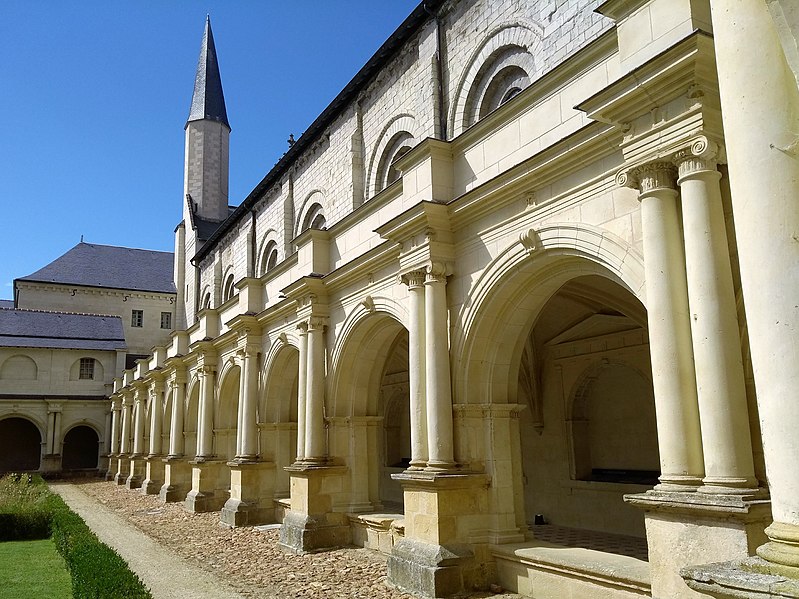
[0,539,72,599]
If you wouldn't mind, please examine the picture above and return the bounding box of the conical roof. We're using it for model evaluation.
[186,16,229,129]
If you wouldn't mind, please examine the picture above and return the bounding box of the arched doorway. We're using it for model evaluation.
[215,365,240,460]
[184,380,200,458]
[62,426,99,470]
[518,275,656,548]
[330,311,410,512]
[0,417,41,472]
[261,344,299,497]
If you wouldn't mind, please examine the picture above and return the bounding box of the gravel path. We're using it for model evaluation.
[50,483,247,599]
[57,480,521,599]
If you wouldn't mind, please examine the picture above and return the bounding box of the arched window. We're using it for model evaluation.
[260,240,279,276]
[376,132,415,192]
[301,202,326,233]
[69,357,104,382]
[463,45,534,129]
[222,273,236,302]
[0,355,37,380]
[201,291,212,310]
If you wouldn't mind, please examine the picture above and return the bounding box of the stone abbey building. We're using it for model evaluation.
[49,0,799,597]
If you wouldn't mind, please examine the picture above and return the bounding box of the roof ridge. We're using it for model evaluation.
[77,241,173,255]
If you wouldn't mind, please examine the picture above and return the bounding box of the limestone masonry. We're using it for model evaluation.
[3,1,799,597]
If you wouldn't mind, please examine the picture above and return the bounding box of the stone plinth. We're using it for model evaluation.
[625,489,771,598]
[220,460,276,527]
[184,459,228,513]
[386,470,494,598]
[105,455,120,481]
[159,457,192,503]
[140,455,165,495]
[125,456,145,490]
[682,556,799,598]
[113,456,128,485]
[279,463,350,553]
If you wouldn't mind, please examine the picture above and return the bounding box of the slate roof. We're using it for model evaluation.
[17,242,176,294]
[0,309,126,351]
[187,16,229,129]
[0,300,13,309]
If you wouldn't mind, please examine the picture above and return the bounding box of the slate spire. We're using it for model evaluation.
[187,16,230,129]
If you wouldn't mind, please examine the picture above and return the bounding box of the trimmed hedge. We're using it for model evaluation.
[0,474,153,599]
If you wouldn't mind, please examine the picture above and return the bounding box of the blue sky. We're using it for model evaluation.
[0,2,419,300]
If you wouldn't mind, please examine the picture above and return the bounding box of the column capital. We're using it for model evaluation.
[399,269,427,289]
[424,260,452,284]
[306,316,328,332]
[617,161,678,196]
[198,364,216,376]
[673,136,722,180]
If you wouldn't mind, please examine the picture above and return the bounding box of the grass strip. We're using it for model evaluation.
[0,538,72,599]
[0,474,152,599]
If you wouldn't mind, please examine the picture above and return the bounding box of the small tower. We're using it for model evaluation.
[176,16,230,328]
[183,15,230,224]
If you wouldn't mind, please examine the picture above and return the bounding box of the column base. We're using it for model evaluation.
[104,455,119,480]
[159,456,191,503]
[388,470,499,596]
[140,455,165,495]
[625,489,771,598]
[682,556,799,598]
[220,460,276,527]
[279,510,351,554]
[40,454,61,473]
[125,457,146,490]
[387,538,476,598]
[184,459,228,513]
[113,457,128,485]
[279,463,350,553]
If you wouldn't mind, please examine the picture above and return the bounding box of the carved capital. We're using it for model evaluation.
[296,321,308,336]
[674,136,721,179]
[617,161,677,196]
[424,261,451,284]
[198,364,215,376]
[307,316,327,332]
[400,269,426,289]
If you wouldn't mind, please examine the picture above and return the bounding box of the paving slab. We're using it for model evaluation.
[50,483,252,599]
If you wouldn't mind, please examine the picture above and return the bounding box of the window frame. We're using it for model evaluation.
[78,357,95,380]
[160,311,172,330]
[131,309,143,328]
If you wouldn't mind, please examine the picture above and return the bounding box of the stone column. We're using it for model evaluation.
[619,163,704,489]
[132,391,146,457]
[168,378,185,458]
[304,317,327,462]
[711,0,799,568]
[403,270,428,469]
[236,345,259,460]
[197,366,215,458]
[424,262,455,471]
[110,401,121,455]
[120,397,132,455]
[148,384,164,457]
[52,410,63,456]
[296,323,308,462]
[45,410,56,456]
[675,142,758,493]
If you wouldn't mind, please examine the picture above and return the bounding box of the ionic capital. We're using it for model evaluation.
[673,136,721,180]
[617,161,678,197]
[424,261,452,285]
[198,364,215,376]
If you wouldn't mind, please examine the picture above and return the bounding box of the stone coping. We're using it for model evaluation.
[682,556,799,598]
[492,539,651,593]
